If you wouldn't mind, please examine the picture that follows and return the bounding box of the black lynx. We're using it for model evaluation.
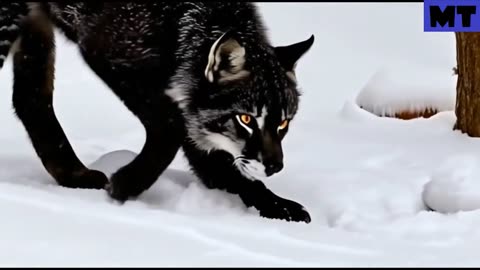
[0,2,314,223]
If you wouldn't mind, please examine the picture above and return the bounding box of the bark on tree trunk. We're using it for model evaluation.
[454,33,480,137]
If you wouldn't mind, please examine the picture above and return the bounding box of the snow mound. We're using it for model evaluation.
[338,99,379,121]
[89,150,138,177]
[88,150,250,217]
[423,155,480,213]
[356,63,457,118]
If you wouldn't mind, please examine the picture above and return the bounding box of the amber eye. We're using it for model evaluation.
[278,120,289,130]
[240,114,251,125]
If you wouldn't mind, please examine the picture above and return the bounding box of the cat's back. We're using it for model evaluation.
[42,2,265,68]
[45,3,181,66]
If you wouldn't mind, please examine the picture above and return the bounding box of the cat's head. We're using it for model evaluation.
[180,31,314,179]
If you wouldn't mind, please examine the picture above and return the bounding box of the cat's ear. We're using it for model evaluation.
[204,31,250,84]
[274,35,314,82]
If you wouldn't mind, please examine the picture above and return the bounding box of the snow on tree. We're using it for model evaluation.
[356,64,457,120]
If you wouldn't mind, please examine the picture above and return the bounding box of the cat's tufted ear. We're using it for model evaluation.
[274,35,314,82]
[204,31,250,84]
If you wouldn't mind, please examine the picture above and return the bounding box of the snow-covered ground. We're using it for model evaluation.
[2,3,480,267]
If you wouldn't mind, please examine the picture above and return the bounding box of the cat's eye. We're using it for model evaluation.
[278,120,289,130]
[240,114,251,125]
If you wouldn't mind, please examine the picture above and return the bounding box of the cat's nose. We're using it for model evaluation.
[264,160,283,176]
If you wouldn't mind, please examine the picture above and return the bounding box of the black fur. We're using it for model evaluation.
[0,2,314,223]
[0,2,26,68]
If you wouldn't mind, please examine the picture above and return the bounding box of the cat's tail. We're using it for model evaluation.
[0,2,29,69]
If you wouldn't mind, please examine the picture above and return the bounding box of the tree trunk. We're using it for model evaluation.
[454,33,480,137]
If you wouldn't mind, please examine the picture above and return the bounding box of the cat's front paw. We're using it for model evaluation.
[61,169,109,190]
[105,170,138,203]
[258,198,311,223]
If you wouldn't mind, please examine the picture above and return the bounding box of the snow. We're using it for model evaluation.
[355,63,457,117]
[2,2,480,267]
[423,155,480,214]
